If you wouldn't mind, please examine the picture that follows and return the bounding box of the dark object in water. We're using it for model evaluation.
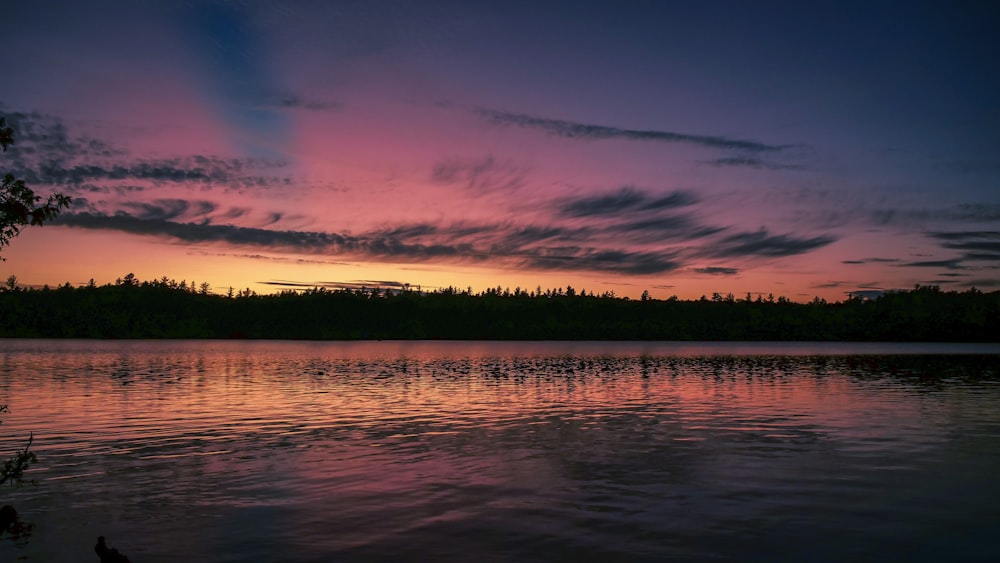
[95,536,131,562]
[0,505,16,533]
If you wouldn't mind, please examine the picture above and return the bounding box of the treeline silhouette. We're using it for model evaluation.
[1,274,998,341]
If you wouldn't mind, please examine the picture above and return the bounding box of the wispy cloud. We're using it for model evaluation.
[610,217,724,243]
[693,266,740,275]
[274,95,342,112]
[933,159,1000,176]
[945,204,1000,222]
[0,110,123,161]
[54,205,839,276]
[430,155,527,192]
[519,247,682,275]
[475,108,791,153]
[925,231,1000,264]
[557,186,697,217]
[52,212,685,275]
[558,187,645,217]
[2,108,291,194]
[964,254,1000,262]
[786,197,1000,234]
[705,229,836,258]
[189,251,352,266]
[842,257,900,265]
[121,199,217,221]
[32,132,841,279]
[55,212,351,250]
[897,258,966,270]
[873,204,1000,226]
[701,156,801,170]
[929,230,1000,240]
[550,188,720,244]
[489,225,592,249]
[15,158,282,187]
[813,281,851,289]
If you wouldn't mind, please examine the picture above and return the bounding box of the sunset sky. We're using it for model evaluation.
[2,0,998,300]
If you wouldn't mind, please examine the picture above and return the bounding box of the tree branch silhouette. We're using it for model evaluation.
[1,113,68,502]
[1,115,71,259]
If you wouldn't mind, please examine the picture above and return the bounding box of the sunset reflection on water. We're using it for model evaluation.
[1,340,998,562]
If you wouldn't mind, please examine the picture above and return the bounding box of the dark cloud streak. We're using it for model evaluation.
[558,187,697,218]
[519,247,682,275]
[1,108,291,193]
[842,257,900,265]
[122,198,217,221]
[51,212,685,275]
[14,156,288,189]
[476,108,790,153]
[925,231,1000,265]
[705,229,836,258]
[694,267,740,275]
[276,95,342,112]
[49,180,841,276]
[431,155,526,193]
[702,156,801,170]
[897,258,966,270]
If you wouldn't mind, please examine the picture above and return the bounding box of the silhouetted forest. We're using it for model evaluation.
[1,275,998,341]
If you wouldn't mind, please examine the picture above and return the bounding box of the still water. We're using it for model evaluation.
[1,340,999,562]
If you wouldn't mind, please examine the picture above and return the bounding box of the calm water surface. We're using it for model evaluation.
[1,340,999,562]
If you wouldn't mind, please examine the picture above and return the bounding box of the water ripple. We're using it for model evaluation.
[0,340,998,562]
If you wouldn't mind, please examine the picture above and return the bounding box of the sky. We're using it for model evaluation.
[1,0,998,300]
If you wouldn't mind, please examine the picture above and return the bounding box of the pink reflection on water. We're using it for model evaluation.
[0,340,997,561]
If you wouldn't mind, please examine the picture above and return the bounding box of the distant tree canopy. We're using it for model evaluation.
[1,276,997,342]
[0,115,71,259]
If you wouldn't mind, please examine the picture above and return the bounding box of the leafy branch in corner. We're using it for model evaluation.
[0,116,71,258]
[0,405,36,488]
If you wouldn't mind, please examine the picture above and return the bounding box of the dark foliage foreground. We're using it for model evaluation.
[1,277,998,341]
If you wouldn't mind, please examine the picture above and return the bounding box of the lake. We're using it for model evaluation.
[1,340,999,562]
